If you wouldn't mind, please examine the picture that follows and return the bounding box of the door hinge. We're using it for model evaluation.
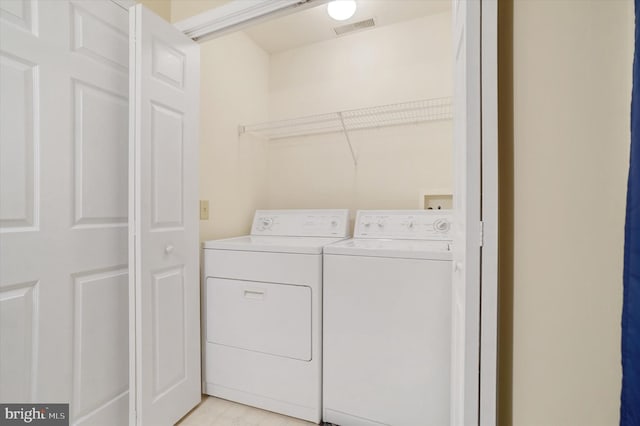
[479,221,484,247]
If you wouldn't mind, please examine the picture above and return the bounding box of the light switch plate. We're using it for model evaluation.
[200,200,209,220]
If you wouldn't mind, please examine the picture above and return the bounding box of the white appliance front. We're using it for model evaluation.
[323,210,453,426]
[203,209,349,424]
[208,278,312,361]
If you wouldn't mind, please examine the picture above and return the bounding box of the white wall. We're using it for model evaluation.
[500,1,634,425]
[266,12,453,212]
[198,32,270,241]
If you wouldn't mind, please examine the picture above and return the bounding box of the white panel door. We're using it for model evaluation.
[129,5,201,426]
[0,1,130,425]
[451,0,482,425]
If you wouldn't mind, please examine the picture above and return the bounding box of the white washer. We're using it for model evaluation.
[203,209,350,423]
[323,210,453,426]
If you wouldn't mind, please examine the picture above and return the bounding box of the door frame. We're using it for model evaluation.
[480,1,499,425]
[174,1,499,424]
[111,0,136,10]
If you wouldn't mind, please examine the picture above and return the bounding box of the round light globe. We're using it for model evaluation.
[327,0,357,21]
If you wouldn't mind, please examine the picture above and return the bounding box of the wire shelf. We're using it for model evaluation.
[239,97,452,140]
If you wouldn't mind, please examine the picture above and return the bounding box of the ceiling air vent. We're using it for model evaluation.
[333,18,376,36]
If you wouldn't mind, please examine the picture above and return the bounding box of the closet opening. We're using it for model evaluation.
[192,0,454,241]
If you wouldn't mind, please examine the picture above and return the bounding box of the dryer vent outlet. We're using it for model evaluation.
[334,18,376,36]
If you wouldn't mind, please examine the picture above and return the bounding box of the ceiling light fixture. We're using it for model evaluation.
[327,0,357,21]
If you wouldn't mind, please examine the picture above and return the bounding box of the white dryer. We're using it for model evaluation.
[323,210,453,426]
[203,209,350,423]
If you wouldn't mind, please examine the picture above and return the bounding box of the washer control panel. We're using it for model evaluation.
[355,210,452,240]
[251,209,350,237]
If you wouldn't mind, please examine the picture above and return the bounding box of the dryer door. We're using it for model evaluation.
[207,278,312,361]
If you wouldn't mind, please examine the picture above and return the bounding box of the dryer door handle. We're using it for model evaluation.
[243,289,265,300]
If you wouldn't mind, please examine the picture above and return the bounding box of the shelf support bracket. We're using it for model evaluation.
[338,112,358,167]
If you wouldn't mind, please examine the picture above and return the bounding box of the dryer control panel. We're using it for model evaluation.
[251,209,350,237]
[354,210,453,240]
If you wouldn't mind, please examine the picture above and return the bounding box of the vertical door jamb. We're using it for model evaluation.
[480,0,499,424]
[128,5,141,425]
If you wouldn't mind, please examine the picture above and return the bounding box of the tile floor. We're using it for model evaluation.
[177,396,317,426]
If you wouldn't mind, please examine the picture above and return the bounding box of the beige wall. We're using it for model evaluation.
[266,13,453,212]
[499,1,633,425]
[138,0,171,21]
[197,32,270,241]
[268,14,452,118]
[171,0,233,22]
[139,0,232,22]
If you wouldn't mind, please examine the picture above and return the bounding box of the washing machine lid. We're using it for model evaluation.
[324,238,452,260]
[203,235,348,255]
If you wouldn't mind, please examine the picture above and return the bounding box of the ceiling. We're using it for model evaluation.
[243,0,451,54]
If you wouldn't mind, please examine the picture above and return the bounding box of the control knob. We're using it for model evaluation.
[259,217,274,230]
[434,218,451,233]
